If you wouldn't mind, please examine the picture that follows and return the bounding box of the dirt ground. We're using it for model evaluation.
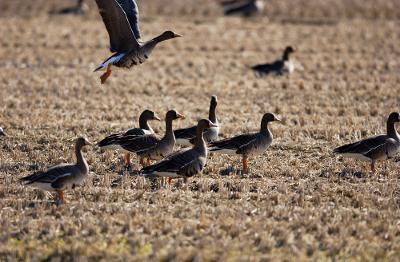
[1,0,400,260]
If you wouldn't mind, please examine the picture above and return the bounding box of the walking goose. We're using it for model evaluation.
[251,46,295,76]
[174,95,219,147]
[20,137,91,203]
[96,110,160,164]
[209,113,280,174]
[119,110,184,166]
[221,0,264,17]
[333,112,400,172]
[141,119,217,182]
[0,127,6,136]
[94,0,182,84]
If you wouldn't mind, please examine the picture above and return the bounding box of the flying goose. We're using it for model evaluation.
[94,0,182,84]
[96,109,161,165]
[20,137,91,203]
[0,127,6,136]
[141,119,217,182]
[209,113,280,174]
[251,46,295,76]
[119,110,184,166]
[333,112,400,172]
[174,95,220,147]
[221,0,264,17]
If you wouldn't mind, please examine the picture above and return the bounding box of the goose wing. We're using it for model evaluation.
[142,148,203,177]
[333,135,389,155]
[115,0,141,40]
[174,126,197,140]
[119,134,159,153]
[95,0,139,52]
[209,133,258,151]
[20,164,75,184]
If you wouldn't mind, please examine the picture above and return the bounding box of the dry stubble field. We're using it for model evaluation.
[1,0,400,261]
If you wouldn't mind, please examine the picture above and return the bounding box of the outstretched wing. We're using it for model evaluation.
[116,0,141,40]
[95,0,139,52]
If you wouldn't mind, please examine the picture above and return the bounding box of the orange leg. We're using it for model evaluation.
[147,158,151,166]
[168,178,172,185]
[100,64,112,84]
[371,161,376,173]
[124,153,131,166]
[242,156,249,174]
[57,190,65,203]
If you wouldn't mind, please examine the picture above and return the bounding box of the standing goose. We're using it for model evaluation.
[141,119,217,182]
[20,137,91,203]
[174,95,220,147]
[96,109,161,165]
[94,0,182,84]
[251,46,295,76]
[209,113,280,174]
[221,0,264,17]
[333,112,400,172]
[0,127,6,136]
[119,110,185,166]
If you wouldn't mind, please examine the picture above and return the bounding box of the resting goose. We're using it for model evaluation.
[141,119,217,182]
[174,95,219,147]
[55,0,88,15]
[96,110,160,165]
[333,112,400,172]
[209,113,280,174]
[0,127,6,136]
[20,137,91,203]
[221,0,264,17]
[94,0,181,84]
[119,110,184,166]
[251,46,295,76]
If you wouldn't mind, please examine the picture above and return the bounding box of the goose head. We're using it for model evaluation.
[165,110,185,122]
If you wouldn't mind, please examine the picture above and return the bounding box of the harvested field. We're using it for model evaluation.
[1,0,400,260]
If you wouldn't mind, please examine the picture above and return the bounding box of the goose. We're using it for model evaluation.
[174,95,219,147]
[251,46,295,76]
[221,0,264,17]
[141,119,217,183]
[96,109,161,165]
[333,112,400,172]
[119,110,184,167]
[209,113,280,174]
[55,0,88,15]
[94,0,182,84]
[0,127,6,136]
[20,137,91,203]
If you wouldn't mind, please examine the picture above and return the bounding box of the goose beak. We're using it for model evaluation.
[174,33,182,37]
[209,122,218,128]
[153,115,161,121]
[274,117,281,122]
[177,113,185,119]
[85,140,92,146]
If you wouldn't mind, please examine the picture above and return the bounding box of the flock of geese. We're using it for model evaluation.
[1,0,399,204]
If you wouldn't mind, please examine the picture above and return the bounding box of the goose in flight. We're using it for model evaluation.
[94,0,182,84]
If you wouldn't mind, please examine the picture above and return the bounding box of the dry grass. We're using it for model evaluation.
[1,0,400,260]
